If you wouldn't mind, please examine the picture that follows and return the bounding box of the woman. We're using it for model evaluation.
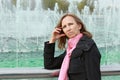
[44,13,101,80]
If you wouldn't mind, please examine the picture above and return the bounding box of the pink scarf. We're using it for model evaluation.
[58,33,83,80]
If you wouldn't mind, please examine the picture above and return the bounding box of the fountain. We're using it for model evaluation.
[0,0,120,68]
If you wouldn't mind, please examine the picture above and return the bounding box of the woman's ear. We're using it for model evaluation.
[78,24,82,30]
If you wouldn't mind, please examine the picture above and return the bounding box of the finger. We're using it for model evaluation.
[60,34,66,37]
[55,28,62,33]
[54,29,60,33]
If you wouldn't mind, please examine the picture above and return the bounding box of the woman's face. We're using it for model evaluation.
[61,16,81,38]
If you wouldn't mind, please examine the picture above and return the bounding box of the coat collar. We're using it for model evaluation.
[76,35,94,51]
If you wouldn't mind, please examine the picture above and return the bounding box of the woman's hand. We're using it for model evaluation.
[49,28,65,43]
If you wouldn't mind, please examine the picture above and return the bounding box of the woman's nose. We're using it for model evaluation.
[66,26,71,31]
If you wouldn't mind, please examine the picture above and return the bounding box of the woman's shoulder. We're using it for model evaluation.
[77,35,95,51]
[81,35,94,43]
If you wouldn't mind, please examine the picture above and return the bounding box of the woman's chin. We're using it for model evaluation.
[67,35,75,39]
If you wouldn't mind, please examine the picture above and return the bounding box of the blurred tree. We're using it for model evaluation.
[42,0,69,12]
[56,0,69,12]
[10,0,95,13]
[86,0,94,13]
[42,0,56,10]
[11,0,16,6]
[77,0,95,13]
[77,0,87,12]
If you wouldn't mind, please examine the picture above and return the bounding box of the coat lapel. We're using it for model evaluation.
[71,35,94,59]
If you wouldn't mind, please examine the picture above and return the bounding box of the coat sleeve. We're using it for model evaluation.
[44,41,65,69]
[84,41,101,80]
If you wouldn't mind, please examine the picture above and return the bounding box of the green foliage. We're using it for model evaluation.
[10,0,94,13]
[77,0,87,12]
[56,0,69,12]
[42,0,69,12]
[77,0,95,13]
[89,5,94,13]
[42,0,56,10]
[11,0,16,6]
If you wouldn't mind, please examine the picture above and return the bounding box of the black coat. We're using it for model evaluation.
[44,35,101,80]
